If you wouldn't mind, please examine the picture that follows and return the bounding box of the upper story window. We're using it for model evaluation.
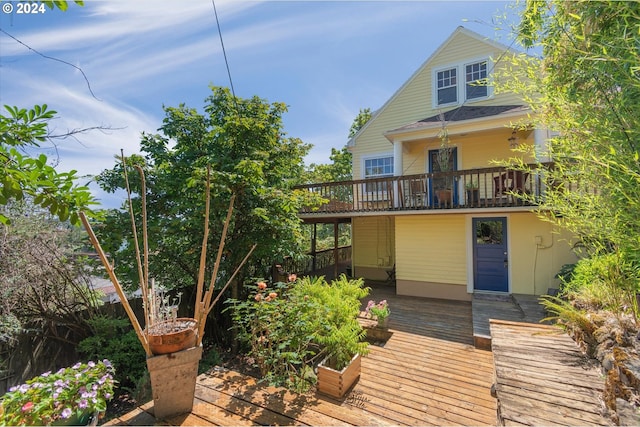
[436,68,457,105]
[364,156,393,178]
[433,58,491,107]
[465,60,488,100]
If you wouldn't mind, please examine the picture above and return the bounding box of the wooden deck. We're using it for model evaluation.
[490,320,612,426]
[106,287,611,426]
[105,286,497,426]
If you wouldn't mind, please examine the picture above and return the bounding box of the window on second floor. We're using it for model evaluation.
[433,58,491,107]
[465,60,488,100]
[437,67,457,105]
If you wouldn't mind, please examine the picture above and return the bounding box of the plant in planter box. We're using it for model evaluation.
[304,275,370,398]
[0,360,115,426]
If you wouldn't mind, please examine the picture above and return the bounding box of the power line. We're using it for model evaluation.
[211,0,239,112]
[0,28,101,101]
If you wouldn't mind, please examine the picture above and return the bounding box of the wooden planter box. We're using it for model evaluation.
[146,345,202,420]
[365,326,393,342]
[317,353,361,398]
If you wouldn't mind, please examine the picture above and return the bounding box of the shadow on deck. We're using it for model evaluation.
[105,284,497,426]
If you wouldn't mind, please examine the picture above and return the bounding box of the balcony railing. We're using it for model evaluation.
[296,164,553,214]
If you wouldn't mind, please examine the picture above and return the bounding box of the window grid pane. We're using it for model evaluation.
[437,67,457,105]
[466,61,488,100]
[364,157,393,178]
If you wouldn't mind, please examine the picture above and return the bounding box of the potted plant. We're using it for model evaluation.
[465,180,479,205]
[0,360,115,426]
[365,300,390,328]
[362,299,393,342]
[79,158,256,420]
[435,117,455,207]
[314,275,370,398]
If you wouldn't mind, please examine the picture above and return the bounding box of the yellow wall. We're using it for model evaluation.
[399,129,535,177]
[352,216,395,280]
[384,211,578,299]
[395,215,467,284]
[507,212,578,295]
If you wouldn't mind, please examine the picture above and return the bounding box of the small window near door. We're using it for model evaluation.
[476,220,503,245]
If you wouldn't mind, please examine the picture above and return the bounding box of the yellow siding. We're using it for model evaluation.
[508,213,578,295]
[395,215,467,284]
[398,129,535,176]
[353,29,528,179]
[352,216,395,268]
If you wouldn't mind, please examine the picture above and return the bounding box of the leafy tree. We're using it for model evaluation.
[0,201,102,346]
[95,86,312,301]
[0,105,98,225]
[500,1,640,260]
[305,108,371,184]
[305,146,353,184]
[348,107,372,139]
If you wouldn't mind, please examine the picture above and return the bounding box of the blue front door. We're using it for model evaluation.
[473,217,509,292]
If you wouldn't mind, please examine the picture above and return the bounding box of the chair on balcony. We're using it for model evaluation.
[494,171,530,203]
[404,179,427,208]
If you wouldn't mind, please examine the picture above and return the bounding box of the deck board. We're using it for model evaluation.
[490,320,612,426]
[104,288,497,426]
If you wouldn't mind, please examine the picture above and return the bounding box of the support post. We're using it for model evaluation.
[334,222,339,279]
[311,223,317,272]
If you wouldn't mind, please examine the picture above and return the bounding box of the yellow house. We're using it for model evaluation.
[297,27,577,301]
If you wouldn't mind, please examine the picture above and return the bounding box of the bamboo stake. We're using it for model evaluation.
[80,212,151,356]
[196,243,257,345]
[194,165,212,324]
[205,244,257,316]
[121,151,149,331]
[134,165,151,326]
[200,195,235,319]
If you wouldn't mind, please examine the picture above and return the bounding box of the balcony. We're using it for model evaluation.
[296,164,552,216]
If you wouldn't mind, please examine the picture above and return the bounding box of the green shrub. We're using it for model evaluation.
[562,253,640,319]
[227,274,370,392]
[78,316,147,393]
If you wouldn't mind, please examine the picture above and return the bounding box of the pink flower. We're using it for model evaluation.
[288,273,297,282]
[255,294,263,301]
[257,281,267,290]
[21,402,33,412]
[268,292,277,300]
[61,408,72,419]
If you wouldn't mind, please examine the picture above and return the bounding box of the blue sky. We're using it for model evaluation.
[0,0,518,208]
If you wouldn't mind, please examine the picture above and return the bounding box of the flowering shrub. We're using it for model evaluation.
[228,276,321,392]
[0,360,115,426]
[227,274,369,392]
[365,300,390,322]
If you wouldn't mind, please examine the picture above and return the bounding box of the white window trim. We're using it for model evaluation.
[463,57,493,103]
[361,152,394,179]
[361,152,394,198]
[431,56,493,109]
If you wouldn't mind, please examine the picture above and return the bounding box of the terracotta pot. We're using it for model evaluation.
[147,318,197,355]
[147,345,203,420]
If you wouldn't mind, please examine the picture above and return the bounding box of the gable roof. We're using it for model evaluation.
[347,26,519,148]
